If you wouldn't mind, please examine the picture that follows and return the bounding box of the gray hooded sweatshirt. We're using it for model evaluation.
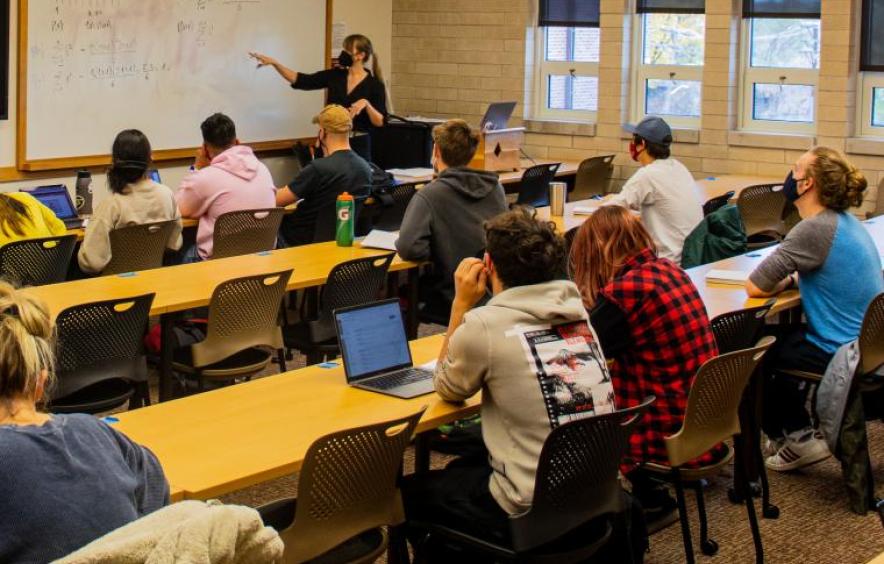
[395,166,507,302]
[435,280,614,515]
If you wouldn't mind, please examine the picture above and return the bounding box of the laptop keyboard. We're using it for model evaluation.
[370,368,432,390]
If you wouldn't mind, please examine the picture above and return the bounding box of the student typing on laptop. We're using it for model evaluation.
[402,208,615,555]
[0,192,67,248]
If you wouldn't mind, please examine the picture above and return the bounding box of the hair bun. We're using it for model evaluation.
[845,166,868,207]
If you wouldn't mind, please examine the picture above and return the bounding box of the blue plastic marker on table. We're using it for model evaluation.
[706,176,716,181]
[746,253,762,258]
[102,416,119,424]
[117,272,137,278]
[256,251,272,256]
[318,361,339,369]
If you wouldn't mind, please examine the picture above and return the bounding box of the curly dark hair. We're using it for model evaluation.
[484,207,565,289]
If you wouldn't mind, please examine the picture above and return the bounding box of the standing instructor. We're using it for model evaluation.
[250,34,387,160]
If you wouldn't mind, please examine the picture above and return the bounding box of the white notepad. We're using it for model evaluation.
[388,168,434,178]
[705,269,751,285]
[360,230,399,251]
[572,206,596,215]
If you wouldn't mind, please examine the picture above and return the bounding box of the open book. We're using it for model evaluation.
[705,269,751,285]
[360,230,399,251]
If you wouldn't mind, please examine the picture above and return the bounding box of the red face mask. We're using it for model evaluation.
[628,142,645,162]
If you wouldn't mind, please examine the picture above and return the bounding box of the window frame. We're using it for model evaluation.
[737,17,820,135]
[533,26,599,122]
[858,72,884,137]
[630,12,705,129]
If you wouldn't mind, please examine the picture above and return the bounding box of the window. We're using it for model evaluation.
[535,0,600,121]
[739,1,821,134]
[632,3,705,129]
[858,0,884,136]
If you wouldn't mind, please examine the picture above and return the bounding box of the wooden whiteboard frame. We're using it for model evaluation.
[16,0,333,172]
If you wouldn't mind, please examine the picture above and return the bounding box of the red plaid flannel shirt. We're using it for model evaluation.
[601,249,722,469]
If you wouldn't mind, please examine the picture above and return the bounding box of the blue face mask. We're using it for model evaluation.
[782,170,805,203]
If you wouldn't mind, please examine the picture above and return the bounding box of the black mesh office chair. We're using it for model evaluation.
[49,293,155,413]
[573,155,615,200]
[0,235,76,287]
[103,220,177,275]
[284,254,395,365]
[411,397,654,563]
[703,191,735,217]
[212,208,285,259]
[515,163,561,207]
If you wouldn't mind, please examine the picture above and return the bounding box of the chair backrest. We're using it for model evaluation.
[859,293,884,376]
[0,235,76,287]
[516,163,562,207]
[573,155,615,199]
[709,300,774,354]
[509,397,654,553]
[281,408,425,563]
[736,184,787,239]
[103,220,177,275]
[51,293,155,400]
[664,337,775,467]
[211,208,285,259]
[371,184,417,231]
[310,254,396,342]
[191,270,293,367]
[703,190,735,217]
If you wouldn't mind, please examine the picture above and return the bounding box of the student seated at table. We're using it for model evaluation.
[78,129,183,274]
[396,119,507,319]
[176,113,276,261]
[403,208,616,555]
[747,147,884,472]
[0,191,66,249]
[275,104,371,246]
[569,205,720,524]
[0,282,168,562]
[604,116,703,264]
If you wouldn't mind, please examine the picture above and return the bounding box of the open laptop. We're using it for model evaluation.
[480,101,517,131]
[23,185,85,229]
[148,169,162,183]
[335,299,435,399]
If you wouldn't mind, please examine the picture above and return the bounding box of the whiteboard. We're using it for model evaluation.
[19,0,327,170]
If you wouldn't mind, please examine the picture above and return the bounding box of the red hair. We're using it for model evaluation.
[569,206,656,308]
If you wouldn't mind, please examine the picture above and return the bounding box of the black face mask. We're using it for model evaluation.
[337,50,354,68]
[782,170,805,203]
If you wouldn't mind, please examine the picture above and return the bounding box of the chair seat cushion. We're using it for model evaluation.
[172,346,272,378]
[643,442,735,481]
[50,378,135,414]
[257,497,386,563]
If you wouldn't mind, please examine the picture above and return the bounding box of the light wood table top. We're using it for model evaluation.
[23,241,418,319]
[393,159,579,186]
[113,334,479,500]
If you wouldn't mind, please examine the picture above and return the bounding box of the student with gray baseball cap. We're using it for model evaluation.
[605,116,703,264]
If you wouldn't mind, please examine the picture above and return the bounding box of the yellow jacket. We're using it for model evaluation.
[0,192,67,248]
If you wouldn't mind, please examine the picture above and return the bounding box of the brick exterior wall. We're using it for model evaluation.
[391,0,882,216]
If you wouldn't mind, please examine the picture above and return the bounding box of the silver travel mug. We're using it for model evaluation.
[549,182,566,216]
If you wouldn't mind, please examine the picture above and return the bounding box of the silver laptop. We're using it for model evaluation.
[480,101,517,131]
[335,299,435,399]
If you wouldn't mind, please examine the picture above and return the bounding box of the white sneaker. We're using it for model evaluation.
[765,429,831,472]
[763,435,785,457]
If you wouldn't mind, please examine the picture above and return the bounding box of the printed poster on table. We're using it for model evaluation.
[518,321,615,428]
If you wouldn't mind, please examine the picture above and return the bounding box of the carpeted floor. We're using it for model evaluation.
[137,321,884,563]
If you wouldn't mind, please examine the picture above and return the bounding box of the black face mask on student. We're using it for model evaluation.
[337,50,354,68]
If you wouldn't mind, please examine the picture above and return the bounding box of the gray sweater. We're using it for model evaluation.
[395,167,507,302]
[0,414,169,563]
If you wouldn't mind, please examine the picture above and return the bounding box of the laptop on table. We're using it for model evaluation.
[23,185,85,229]
[334,299,435,399]
[480,101,517,132]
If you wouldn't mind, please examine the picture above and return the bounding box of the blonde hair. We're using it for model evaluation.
[807,146,867,211]
[569,206,657,308]
[0,281,54,407]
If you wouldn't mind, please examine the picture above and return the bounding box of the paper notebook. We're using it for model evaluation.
[360,230,399,251]
[572,206,596,215]
[705,269,751,285]
[388,168,434,178]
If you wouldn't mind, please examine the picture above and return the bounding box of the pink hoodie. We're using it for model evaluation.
[176,145,276,259]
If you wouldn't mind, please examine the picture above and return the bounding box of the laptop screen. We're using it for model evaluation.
[336,300,413,382]
[27,186,77,219]
[480,101,516,131]
[148,169,161,183]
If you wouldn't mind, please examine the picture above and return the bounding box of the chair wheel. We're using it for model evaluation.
[763,504,780,519]
[748,481,762,498]
[727,488,743,504]
[701,539,719,555]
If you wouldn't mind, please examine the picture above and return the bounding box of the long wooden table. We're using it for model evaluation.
[23,241,421,401]
[113,334,478,501]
